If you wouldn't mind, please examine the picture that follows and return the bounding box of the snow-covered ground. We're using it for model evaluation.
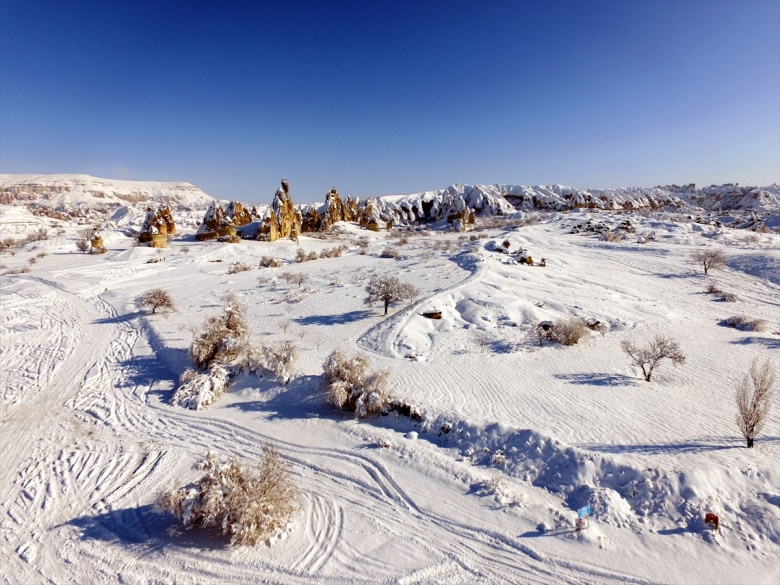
[1,208,779,584]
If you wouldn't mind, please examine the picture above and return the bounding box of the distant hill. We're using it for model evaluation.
[0,174,215,217]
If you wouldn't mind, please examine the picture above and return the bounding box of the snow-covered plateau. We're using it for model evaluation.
[1,180,779,584]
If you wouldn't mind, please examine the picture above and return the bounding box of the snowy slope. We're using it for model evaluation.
[1,210,778,584]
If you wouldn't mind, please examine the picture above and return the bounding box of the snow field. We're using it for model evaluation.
[0,210,779,584]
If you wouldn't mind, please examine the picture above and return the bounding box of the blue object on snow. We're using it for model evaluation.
[577,505,592,518]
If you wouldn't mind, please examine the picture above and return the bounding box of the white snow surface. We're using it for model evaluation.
[1,208,779,584]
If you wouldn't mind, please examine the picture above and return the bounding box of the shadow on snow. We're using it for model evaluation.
[554,373,638,387]
[579,435,780,455]
[294,309,374,326]
[62,504,231,551]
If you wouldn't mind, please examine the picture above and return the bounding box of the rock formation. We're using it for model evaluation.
[138,205,176,247]
[359,199,381,232]
[196,201,238,242]
[225,201,253,228]
[322,188,359,230]
[258,179,301,242]
[90,230,107,254]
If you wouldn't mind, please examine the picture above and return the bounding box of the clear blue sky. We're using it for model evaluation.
[1,0,778,203]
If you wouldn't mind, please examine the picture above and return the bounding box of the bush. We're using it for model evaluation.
[721,315,767,332]
[228,261,252,274]
[380,246,399,259]
[717,291,738,302]
[260,256,281,268]
[157,445,299,546]
[190,296,248,370]
[704,283,722,295]
[171,364,230,410]
[320,245,348,259]
[138,288,176,314]
[76,239,90,253]
[322,350,390,417]
[551,317,589,346]
[261,341,298,384]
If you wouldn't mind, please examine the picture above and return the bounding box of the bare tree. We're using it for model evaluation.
[138,288,176,314]
[691,249,728,275]
[289,273,307,288]
[736,358,775,448]
[621,335,685,381]
[365,275,419,315]
[279,318,291,334]
[75,239,90,253]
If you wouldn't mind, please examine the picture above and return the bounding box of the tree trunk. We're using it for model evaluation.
[747,437,754,448]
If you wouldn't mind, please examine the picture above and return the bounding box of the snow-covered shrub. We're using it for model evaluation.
[322,350,390,418]
[157,445,299,546]
[190,297,248,370]
[551,317,589,346]
[717,291,738,302]
[602,231,623,242]
[171,364,231,410]
[380,246,399,259]
[262,341,298,384]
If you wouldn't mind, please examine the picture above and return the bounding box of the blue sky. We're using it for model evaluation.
[1,0,778,203]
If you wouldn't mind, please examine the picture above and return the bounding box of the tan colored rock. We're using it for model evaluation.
[225,201,252,227]
[359,198,382,232]
[90,231,107,253]
[139,205,176,246]
[322,188,358,230]
[300,206,321,233]
[196,201,231,241]
[257,179,302,242]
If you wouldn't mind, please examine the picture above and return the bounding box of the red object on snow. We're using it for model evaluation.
[705,513,719,530]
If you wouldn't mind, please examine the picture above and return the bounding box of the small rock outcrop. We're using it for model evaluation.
[138,205,176,247]
[90,230,107,254]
